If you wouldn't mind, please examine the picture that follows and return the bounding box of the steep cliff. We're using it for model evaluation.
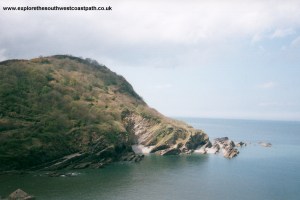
[0,55,208,171]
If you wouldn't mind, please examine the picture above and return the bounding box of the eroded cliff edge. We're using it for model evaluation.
[123,111,208,155]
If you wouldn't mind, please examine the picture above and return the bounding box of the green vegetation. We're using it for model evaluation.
[0,55,145,170]
[0,55,208,171]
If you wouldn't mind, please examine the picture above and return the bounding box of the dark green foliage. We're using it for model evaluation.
[0,55,146,170]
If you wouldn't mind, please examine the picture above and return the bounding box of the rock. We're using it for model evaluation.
[176,143,183,149]
[121,152,135,161]
[127,154,136,161]
[95,146,115,157]
[43,152,87,171]
[90,162,105,169]
[211,143,220,150]
[214,137,229,142]
[203,141,213,148]
[259,142,272,147]
[193,137,241,158]
[236,141,246,147]
[210,137,240,158]
[223,140,235,148]
[8,189,35,200]
[134,155,144,162]
[223,147,239,159]
[185,131,208,150]
[73,162,91,169]
[160,148,180,156]
[121,152,144,162]
[150,144,169,153]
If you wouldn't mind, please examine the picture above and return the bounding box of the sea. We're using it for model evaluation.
[1,118,300,200]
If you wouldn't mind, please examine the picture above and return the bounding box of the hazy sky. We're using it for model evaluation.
[1,0,300,121]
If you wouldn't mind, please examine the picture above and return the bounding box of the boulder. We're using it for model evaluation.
[236,141,246,147]
[8,189,35,200]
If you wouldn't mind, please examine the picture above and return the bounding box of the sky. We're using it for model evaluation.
[1,0,300,121]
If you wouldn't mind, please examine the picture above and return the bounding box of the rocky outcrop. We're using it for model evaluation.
[123,112,209,156]
[259,142,272,147]
[195,137,240,159]
[29,144,144,171]
[184,132,209,151]
[150,144,170,153]
[160,148,180,156]
[215,137,239,158]
[125,113,248,159]
[236,141,246,147]
[7,189,34,200]
[223,146,239,159]
[121,152,144,162]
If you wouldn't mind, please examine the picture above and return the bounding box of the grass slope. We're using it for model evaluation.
[0,55,208,171]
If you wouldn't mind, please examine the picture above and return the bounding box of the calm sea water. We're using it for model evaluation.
[1,118,300,200]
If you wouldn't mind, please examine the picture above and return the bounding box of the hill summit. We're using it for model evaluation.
[0,55,208,171]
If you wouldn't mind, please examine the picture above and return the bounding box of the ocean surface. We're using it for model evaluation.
[1,118,300,200]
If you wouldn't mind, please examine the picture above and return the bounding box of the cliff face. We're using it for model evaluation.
[122,112,208,154]
[0,55,208,171]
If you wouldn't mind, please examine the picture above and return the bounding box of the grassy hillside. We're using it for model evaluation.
[0,55,208,171]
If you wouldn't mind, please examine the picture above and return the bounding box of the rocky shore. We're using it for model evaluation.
[194,137,245,158]
[27,150,145,172]
[37,135,252,171]
[132,137,246,159]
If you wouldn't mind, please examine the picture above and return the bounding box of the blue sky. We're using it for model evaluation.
[1,0,300,120]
